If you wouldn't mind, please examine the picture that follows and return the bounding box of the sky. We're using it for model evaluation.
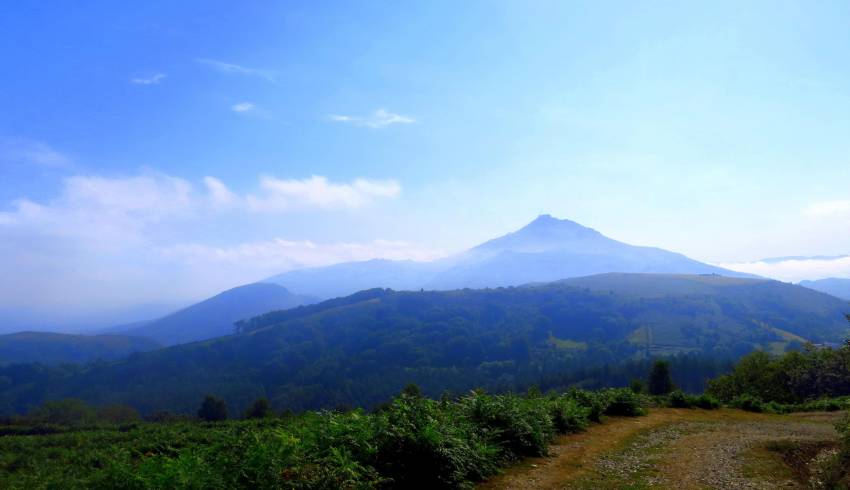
[2,1,850,328]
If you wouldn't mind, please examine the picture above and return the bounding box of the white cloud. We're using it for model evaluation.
[246,175,401,211]
[718,256,850,282]
[0,170,419,325]
[0,139,71,168]
[231,102,256,113]
[130,73,167,85]
[805,200,850,217]
[328,109,416,128]
[160,238,442,272]
[196,58,277,82]
[203,176,237,205]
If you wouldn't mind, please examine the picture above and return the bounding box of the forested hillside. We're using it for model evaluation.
[0,274,846,415]
[0,332,160,365]
[120,283,316,345]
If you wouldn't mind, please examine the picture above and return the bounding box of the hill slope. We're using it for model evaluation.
[800,278,850,300]
[1,274,846,415]
[122,283,316,345]
[0,332,160,365]
[266,215,752,298]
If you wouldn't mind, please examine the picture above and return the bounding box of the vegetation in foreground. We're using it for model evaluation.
[0,387,647,489]
[3,342,850,488]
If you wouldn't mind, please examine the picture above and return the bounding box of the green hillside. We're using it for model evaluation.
[0,332,160,365]
[0,274,846,415]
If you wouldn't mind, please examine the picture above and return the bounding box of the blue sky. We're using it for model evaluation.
[2,1,850,326]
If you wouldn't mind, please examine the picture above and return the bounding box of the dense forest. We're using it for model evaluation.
[0,332,160,365]
[0,276,847,416]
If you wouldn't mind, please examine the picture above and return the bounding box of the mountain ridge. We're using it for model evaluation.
[265,215,753,297]
[4,273,844,415]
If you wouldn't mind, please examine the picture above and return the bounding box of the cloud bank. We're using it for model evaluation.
[0,172,423,328]
[719,255,850,282]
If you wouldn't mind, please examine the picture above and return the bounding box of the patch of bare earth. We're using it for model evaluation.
[479,409,844,490]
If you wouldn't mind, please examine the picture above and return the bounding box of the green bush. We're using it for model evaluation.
[602,388,647,417]
[667,390,692,408]
[565,389,607,423]
[375,394,499,487]
[461,392,555,459]
[547,396,590,434]
[693,394,721,410]
[197,395,228,422]
[243,398,273,419]
[731,394,765,413]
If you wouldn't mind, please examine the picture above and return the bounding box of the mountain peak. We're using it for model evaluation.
[524,214,591,231]
[473,215,605,254]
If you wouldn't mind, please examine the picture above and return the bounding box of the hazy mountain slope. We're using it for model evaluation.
[424,216,751,289]
[3,274,846,415]
[800,278,850,300]
[266,215,751,298]
[264,259,445,299]
[0,332,160,365]
[123,283,317,345]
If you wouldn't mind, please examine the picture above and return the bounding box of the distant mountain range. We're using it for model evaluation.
[0,332,160,365]
[800,278,850,301]
[265,215,752,298]
[97,215,755,347]
[117,283,317,345]
[3,273,846,415]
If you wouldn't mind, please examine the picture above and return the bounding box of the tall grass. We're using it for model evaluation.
[0,389,647,489]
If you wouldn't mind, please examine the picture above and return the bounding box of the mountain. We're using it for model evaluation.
[263,259,442,300]
[800,278,850,301]
[3,274,845,415]
[121,283,317,345]
[0,332,160,365]
[266,215,752,297]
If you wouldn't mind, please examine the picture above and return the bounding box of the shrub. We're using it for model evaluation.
[648,360,675,395]
[602,388,647,417]
[693,394,721,410]
[566,389,608,422]
[629,379,646,394]
[548,397,590,434]
[667,390,692,408]
[731,394,765,413]
[375,394,499,487]
[243,398,273,419]
[461,392,555,459]
[197,395,228,421]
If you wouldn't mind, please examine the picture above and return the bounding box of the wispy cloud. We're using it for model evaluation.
[246,175,401,211]
[196,58,277,82]
[0,139,71,168]
[231,102,256,113]
[130,73,167,85]
[328,109,416,128]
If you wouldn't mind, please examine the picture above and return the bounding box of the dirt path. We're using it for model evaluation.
[479,409,843,490]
